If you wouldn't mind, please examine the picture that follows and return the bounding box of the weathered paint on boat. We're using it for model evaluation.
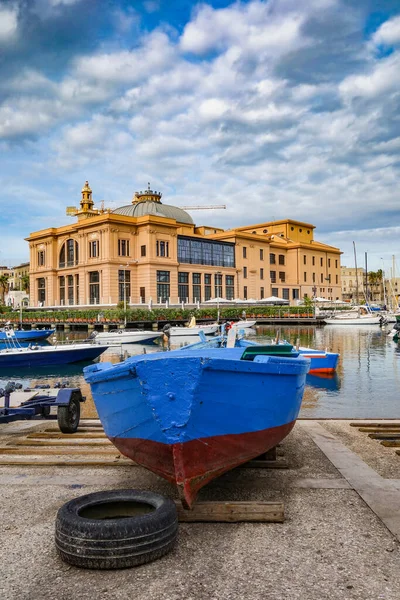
[84,347,310,508]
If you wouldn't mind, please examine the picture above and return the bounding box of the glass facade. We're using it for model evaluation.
[37,278,46,304]
[178,236,235,267]
[192,273,201,302]
[59,239,78,268]
[118,269,131,303]
[157,271,170,302]
[178,272,189,302]
[89,240,99,258]
[204,274,212,301]
[118,239,130,257]
[214,273,223,298]
[68,274,74,305]
[59,276,65,304]
[225,275,234,300]
[89,271,100,304]
[156,241,169,257]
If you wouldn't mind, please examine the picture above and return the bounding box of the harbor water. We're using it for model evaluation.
[0,324,398,419]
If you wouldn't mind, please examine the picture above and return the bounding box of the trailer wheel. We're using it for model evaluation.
[55,489,178,569]
[57,396,80,433]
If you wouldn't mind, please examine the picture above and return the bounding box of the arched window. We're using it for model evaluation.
[59,239,79,268]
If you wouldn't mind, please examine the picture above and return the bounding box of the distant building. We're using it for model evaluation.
[5,262,30,307]
[341,266,366,303]
[26,181,342,308]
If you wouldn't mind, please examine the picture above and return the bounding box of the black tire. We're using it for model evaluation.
[55,489,178,569]
[57,396,80,433]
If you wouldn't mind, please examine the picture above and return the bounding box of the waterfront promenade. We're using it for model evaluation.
[1,418,399,600]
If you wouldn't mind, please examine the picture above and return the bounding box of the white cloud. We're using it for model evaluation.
[372,15,400,47]
[73,31,176,85]
[0,4,18,43]
[180,1,307,56]
[340,53,400,100]
[2,0,400,270]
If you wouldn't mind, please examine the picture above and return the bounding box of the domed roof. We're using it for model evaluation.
[113,201,194,224]
[112,184,194,225]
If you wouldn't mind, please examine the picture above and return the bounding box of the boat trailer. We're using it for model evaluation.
[0,382,85,433]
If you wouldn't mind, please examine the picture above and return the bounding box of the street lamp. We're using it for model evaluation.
[18,275,23,329]
[119,264,129,327]
[119,261,138,327]
[215,271,222,323]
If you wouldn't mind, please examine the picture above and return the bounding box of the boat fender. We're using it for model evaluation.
[55,489,178,569]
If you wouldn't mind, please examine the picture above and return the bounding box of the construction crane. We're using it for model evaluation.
[179,205,226,210]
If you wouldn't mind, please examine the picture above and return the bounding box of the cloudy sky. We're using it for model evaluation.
[1,0,400,274]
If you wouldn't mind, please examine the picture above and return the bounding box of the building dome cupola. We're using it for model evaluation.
[133,183,162,204]
[80,180,93,211]
[113,183,194,224]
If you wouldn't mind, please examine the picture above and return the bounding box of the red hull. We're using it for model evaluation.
[308,367,335,374]
[112,421,295,508]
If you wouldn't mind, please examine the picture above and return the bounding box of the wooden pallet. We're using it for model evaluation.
[350,422,400,453]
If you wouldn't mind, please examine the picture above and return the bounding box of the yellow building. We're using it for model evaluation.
[26,182,342,307]
[341,266,366,303]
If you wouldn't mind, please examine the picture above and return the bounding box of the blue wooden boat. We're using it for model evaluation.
[84,345,310,508]
[0,327,55,342]
[180,334,339,374]
[0,342,108,368]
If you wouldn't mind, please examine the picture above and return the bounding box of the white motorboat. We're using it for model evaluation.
[229,320,257,330]
[324,306,382,325]
[165,323,219,337]
[164,316,219,338]
[89,329,163,345]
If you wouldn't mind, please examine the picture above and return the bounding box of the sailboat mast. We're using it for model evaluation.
[365,252,368,304]
[353,241,359,304]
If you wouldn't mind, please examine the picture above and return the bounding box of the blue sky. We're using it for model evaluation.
[1,0,400,274]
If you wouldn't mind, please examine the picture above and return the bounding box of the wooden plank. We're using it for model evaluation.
[0,446,120,455]
[26,432,106,439]
[379,441,400,447]
[8,439,111,447]
[358,428,400,434]
[176,501,284,523]
[0,458,137,467]
[351,423,400,429]
[368,433,400,440]
[43,427,104,434]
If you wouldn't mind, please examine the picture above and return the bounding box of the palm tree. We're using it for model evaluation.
[0,275,9,305]
[368,270,384,302]
[20,274,30,293]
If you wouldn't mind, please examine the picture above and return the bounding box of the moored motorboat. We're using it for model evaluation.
[84,345,310,508]
[0,342,108,368]
[88,329,163,345]
[163,317,219,338]
[0,326,55,342]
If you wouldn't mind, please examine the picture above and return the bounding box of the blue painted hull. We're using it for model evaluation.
[0,329,55,342]
[0,345,107,368]
[84,348,310,506]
